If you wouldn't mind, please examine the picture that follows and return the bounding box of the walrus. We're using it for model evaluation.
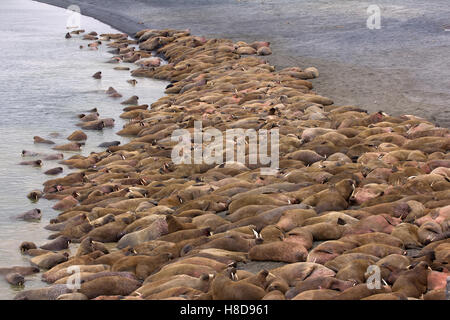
[39,236,71,251]
[427,270,449,291]
[423,289,447,300]
[27,190,43,202]
[21,150,39,157]
[291,289,341,300]
[269,262,335,287]
[5,273,25,286]
[334,283,392,300]
[92,71,102,79]
[14,207,42,221]
[121,95,139,105]
[30,252,69,269]
[43,264,110,283]
[0,266,39,277]
[33,136,55,144]
[133,274,212,298]
[56,293,88,300]
[76,237,109,256]
[391,223,422,249]
[19,241,37,253]
[166,215,196,233]
[418,221,446,245]
[285,277,355,299]
[78,112,99,122]
[227,194,291,214]
[98,141,121,148]
[19,159,42,167]
[79,276,141,299]
[362,292,407,300]
[89,214,115,228]
[14,284,72,300]
[225,205,278,223]
[44,167,63,175]
[112,253,173,279]
[211,268,266,300]
[196,233,260,252]
[116,218,168,249]
[44,212,87,232]
[392,261,430,298]
[339,232,404,248]
[52,142,83,151]
[335,259,374,284]
[345,243,406,258]
[158,227,211,244]
[145,263,217,283]
[84,219,128,243]
[41,251,104,281]
[162,256,227,273]
[262,290,286,300]
[75,271,137,285]
[306,240,357,265]
[43,153,64,160]
[376,254,411,283]
[249,241,307,263]
[52,195,78,211]
[276,208,317,231]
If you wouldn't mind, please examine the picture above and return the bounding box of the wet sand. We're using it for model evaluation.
[34,0,450,127]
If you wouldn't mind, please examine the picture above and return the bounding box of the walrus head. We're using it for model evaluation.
[19,241,37,253]
[7,273,25,286]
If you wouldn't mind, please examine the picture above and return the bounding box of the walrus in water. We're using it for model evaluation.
[79,276,141,299]
[121,95,139,105]
[211,268,266,300]
[14,284,72,300]
[78,112,99,122]
[112,253,173,280]
[52,142,83,151]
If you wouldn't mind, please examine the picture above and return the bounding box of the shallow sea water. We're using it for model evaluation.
[0,0,167,299]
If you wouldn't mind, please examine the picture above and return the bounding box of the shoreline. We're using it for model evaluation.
[33,0,450,128]
[0,0,169,299]
[12,21,450,300]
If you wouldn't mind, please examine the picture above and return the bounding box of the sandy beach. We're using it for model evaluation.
[34,0,450,127]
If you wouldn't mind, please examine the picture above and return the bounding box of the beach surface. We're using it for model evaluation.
[34,0,450,127]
